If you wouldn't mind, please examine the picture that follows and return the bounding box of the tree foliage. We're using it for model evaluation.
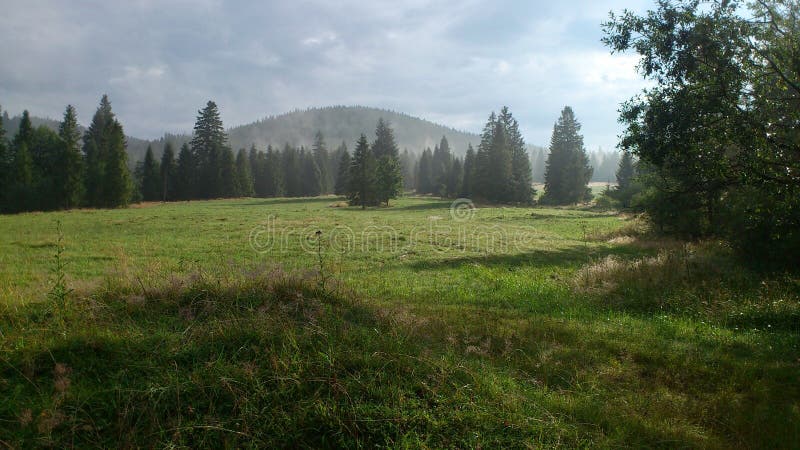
[541,106,592,205]
[603,0,800,265]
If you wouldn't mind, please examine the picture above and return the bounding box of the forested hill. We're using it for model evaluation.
[3,106,483,163]
[227,106,482,156]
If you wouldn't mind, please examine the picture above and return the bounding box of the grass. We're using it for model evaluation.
[0,196,798,447]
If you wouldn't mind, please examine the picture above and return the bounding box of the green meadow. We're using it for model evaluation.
[1,197,798,448]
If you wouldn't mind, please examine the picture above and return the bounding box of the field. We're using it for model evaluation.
[1,196,798,447]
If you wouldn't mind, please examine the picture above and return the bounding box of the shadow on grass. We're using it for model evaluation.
[406,244,643,271]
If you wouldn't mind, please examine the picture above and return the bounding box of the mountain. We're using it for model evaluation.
[123,106,486,163]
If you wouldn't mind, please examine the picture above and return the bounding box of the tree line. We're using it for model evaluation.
[2,96,601,212]
[0,96,132,213]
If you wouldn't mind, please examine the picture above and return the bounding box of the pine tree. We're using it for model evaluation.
[190,101,227,199]
[236,147,255,196]
[175,143,195,200]
[541,106,593,205]
[376,155,402,204]
[219,147,239,197]
[371,119,402,205]
[610,151,638,208]
[311,131,331,193]
[416,148,434,194]
[348,134,376,208]
[160,142,177,201]
[500,107,535,204]
[302,152,322,197]
[264,145,284,197]
[103,120,133,207]
[616,151,635,190]
[399,149,416,191]
[461,144,476,197]
[447,157,463,198]
[140,146,161,201]
[282,144,302,197]
[432,136,452,195]
[334,148,350,196]
[483,118,512,202]
[57,105,83,209]
[532,148,546,182]
[83,96,115,207]
[7,111,36,212]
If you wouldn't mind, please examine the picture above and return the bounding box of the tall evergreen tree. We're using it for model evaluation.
[190,101,227,199]
[236,147,255,196]
[334,148,350,196]
[175,143,195,200]
[264,145,284,197]
[140,146,161,201]
[311,131,331,193]
[160,142,177,201]
[103,120,133,207]
[219,147,239,197]
[416,148,434,194]
[399,149,416,191]
[532,148,546,182]
[500,107,535,204]
[348,134,376,208]
[446,157,463,198]
[302,151,322,197]
[541,106,593,205]
[57,105,84,209]
[372,119,403,205]
[616,151,635,190]
[83,95,115,207]
[282,144,302,197]
[461,144,476,197]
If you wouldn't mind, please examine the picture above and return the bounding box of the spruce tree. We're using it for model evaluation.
[236,147,255,196]
[83,96,115,207]
[400,149,416,191]
[500,107,535,204]
[371,119,402,205]
[376,155,402,204]
[611,151,638,208]
[532,148,546,182]
[264,145,283,197]
[541,106,593,205]
[302,152,322,197]
[461,144,476,197]
[416,148,433,194]
[447,157,463,198]
[219,147,239,197]
[334,148,350,196]
[485,119,512,202]
[140,146,161,201]
[190,101,227,199]
[282,145,302,197]
[616,151,635,190]
[160,142,177,201]
[312,131,331,193]
[103,120,133,207]
[57,105,84,209]
[175,143,195,200]
[348,134,376,208]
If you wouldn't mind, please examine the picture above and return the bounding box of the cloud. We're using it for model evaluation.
[0,0,653,151]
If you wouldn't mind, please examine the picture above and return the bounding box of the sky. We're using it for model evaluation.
[0,0,653,151]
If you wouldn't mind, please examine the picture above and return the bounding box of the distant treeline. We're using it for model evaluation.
[1,96,604,212]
